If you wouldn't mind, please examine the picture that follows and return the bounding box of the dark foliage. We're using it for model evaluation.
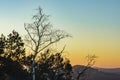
[0,31,30,80]
[0,34,5,54]
[0,30,25,63]
[26,50,73,80]
[0,57,30,80]
[0,30,73,80]
[19,49,73,80]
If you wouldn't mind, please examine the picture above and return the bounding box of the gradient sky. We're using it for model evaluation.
[0,0,120,68]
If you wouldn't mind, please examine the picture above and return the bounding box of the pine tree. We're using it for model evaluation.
[0,30,25,63]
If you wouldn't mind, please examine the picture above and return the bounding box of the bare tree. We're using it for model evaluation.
[24,7,70,80]
[76,55,97,80]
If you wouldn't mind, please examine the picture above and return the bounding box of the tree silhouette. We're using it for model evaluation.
[0,30,25,63]
[35,49,72,80]
[24,7,71,80]
[0,34,5,54]
[0,30,73,80]
[0,57,30,80]
[76,55,97,80]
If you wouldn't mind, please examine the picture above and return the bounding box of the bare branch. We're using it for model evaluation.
[24,23,37,46]
[60,45,66,54]
[76,55,97,80]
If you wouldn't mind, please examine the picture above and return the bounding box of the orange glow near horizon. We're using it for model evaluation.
[62,36,120,68]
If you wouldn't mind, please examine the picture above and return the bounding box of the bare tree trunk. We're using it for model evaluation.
[77,67,90,80]
[32,60,35,80]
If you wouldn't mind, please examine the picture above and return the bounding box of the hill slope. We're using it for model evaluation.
[72,65,120,80]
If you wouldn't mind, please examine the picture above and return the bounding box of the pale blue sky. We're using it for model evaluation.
[0,0,120,67]
[0,0,120,34]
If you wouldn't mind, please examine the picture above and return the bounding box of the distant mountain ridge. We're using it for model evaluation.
[72,65,120,80]
[95,67,120,75]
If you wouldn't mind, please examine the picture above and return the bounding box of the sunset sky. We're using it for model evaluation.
[0,0,120,68]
